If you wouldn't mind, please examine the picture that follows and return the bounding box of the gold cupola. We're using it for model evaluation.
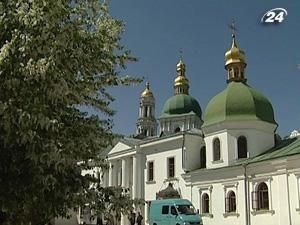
[174,59,189,95]
[141,82,153,98]
[225,34,247,83]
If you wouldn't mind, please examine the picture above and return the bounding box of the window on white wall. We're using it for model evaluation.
[252,182,269,210]
[213,138,221,161]
[174,127,181,133]
[147,161,154,181]
[168,157,175,178]
[200,146,206,168]
[202,193,210,213]
[225,191,236,212]
[237,136,247,159]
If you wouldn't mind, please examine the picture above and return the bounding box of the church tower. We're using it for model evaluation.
[202,33,277,169]
[159,58,203,134]
[136,82,157,137]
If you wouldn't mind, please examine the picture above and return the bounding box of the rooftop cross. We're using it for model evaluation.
[179,49,183,60]
[228,19,238,36]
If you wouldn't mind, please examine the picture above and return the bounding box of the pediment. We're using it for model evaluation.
[108,141,132,155]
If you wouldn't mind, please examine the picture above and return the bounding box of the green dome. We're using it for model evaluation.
[203,82,277,127]
[160,94,202,118]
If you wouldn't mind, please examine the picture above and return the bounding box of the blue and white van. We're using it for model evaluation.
[149,199,203,225]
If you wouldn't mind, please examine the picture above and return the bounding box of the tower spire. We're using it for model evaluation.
[225,21,247,83]
[136,82,157,138]
[174,57,189,95]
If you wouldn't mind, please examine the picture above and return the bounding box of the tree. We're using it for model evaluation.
[0,1,141,224]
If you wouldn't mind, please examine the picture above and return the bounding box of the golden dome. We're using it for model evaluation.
[174,58,189,95]
[225,34,246,68]
[174,75,189,87]
[176,59,186,75]
[141,82,153,97]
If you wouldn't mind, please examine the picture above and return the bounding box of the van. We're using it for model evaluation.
[149,199,203,225]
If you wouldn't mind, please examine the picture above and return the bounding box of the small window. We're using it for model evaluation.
[202,193,209,214]
[200,146,206,169]
[213,138,221,161]
[241,71,244,78]
[258,182,269,210]
[148,161,154,181]
[174,127,180,133]
[162,205,169,214]
[252,182,269,210]
[225,191,236,212]
[171,206,177,215]
[168,157,175,178]
[234,67,238,77]
[238,136,247,159]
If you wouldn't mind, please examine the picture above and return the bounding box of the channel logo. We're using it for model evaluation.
[261,8,288,24]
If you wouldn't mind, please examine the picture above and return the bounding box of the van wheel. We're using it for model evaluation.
[153,223,157,225]
[176,223,180,225]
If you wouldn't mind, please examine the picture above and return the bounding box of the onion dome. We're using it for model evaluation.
[203,75,276,127]
[160,59,202,118]
[225,34,246,68]
[225,34,247,83]
[174,59,189,95]
[141,82,153,98]
[161,94,202,118]
[203,33,277,127]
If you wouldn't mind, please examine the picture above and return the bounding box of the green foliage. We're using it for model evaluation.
[0,0,142,224]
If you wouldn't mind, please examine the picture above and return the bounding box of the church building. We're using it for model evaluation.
[103,33,300,225]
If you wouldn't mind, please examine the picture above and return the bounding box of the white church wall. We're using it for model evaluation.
[204,131,229,169]
[184,134,205,172]
[289,172,300,223]
[190,177,246,225]
[204,127,275,169]
[144,147,184,201]
[245,156,300,225]
[227,128,275,160]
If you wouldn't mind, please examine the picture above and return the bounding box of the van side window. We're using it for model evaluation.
[171,206,177,215]
[162,205,169,214]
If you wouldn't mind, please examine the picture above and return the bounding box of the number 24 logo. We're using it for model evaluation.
[261,8,288,23]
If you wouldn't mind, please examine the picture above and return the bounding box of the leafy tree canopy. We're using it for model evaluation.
[0,1,141,224]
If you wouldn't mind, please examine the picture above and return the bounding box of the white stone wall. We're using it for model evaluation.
[184,134,205,171]
[159,114,202,134]
[204,121,276,169]
[187,155,300,225]
[204,131,229,169]
[144,147,185,201]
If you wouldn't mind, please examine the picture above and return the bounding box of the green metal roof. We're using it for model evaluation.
[247,137,300,163]
[203,82,277,127]
[160,94,202,119]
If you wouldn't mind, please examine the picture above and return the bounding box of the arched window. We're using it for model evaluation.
[213,138,221,161]
[202,193,209,214]
[241,71,244,79]
[229,68,234,79]
[234,67,238,77]
[200,146,206,169]
[258,182,269,210]
[174,127,180,133]
[252,182,269,210]
[238,136,247,159]
[225,191,236,212]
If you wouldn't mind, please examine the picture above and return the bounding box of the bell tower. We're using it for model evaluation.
[136,82,157,137]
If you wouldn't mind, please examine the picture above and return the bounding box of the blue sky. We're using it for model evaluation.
[106,0,300,137]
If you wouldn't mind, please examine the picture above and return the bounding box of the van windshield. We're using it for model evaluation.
[176,205,196,215]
